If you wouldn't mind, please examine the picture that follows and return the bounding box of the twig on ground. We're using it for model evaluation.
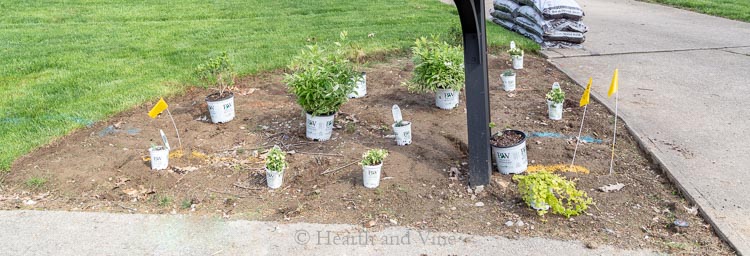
[117,203,137,212]
[296,151,343,157]
[233,182,263,190]
[321,161,358,175]
[208,188,246,198]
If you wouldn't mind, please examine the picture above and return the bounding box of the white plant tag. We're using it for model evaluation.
[392,105,403,123]
[160,129,170,150]
[552,82,561,90]
[510,41,516,49]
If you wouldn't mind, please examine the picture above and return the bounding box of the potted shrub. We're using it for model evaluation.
[391,105,412,146]
[361,149,388,188]
[265,146,287,189]
[501,69,516,92]
[513,170,593,217]
[285,42,357,141]
[489,126,528,174]
[508,47,524,69]
[341,31,368,99]
[196,51,236,124]
[148,144,169,170]
[405,36,465,110]
[546,87,565,120]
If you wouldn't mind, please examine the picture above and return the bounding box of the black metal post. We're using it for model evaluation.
[455,0,491,187]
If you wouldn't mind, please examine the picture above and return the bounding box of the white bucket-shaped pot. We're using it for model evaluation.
[266,168,284,189]
[392,121,412,146]
[149,146,169,170]
[491,130,528,174]
[305,113,335,141]
[348,72,367,98]
[435,88,460,110]
[363,164,383,188]
[206,92,235,123]
[512,55,524,69]
[547,100,563,120]
[501,74,516,92]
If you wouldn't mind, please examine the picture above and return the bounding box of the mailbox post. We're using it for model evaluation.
[455,0,492,186]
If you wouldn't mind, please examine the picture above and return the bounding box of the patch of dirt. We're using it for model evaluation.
[0,54,733,254]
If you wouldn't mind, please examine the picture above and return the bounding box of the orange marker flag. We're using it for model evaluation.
[607,69,619,97]
[148,98,168,118]
[580,77,592,107]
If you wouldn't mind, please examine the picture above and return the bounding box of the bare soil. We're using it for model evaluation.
[490,130,524,147]
[0,53,733,255]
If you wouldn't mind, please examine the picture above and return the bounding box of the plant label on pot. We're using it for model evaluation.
[305,113,335,141]
[363,164,383,188]
[435,89,460,110]
[510,41,516,49]
[392,105,403,123]
[266,168,284,189]
[552,82,560,90]
[159,129,170,150]
[206,92,235,123]
[149,146,169,170]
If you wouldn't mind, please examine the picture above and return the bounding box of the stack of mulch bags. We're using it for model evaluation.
[490,0,587,48]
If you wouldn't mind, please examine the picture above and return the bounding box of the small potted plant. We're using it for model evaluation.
[196,51,236,124]
[546,87,565,120]
[148,143,169,170]
[405,36,465,110]
[361,149,388,188]
[489,123,528,174]
[391,105,412,146]
[508,47,524,69]
[285,41,357,141]
[341,31,368,99]
[501,69,516,92]
[513,170,593,217]
[265,146,287,189]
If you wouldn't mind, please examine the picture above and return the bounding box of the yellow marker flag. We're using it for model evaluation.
[148,98,168,118]
[580,77,592,107]
[607,69,619,97]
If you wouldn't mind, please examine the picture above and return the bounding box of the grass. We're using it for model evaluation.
[25,177,47,189]
[642,0,750,22]
[0,0,538,171]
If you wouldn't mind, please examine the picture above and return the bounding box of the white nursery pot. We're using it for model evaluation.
[491,130,528,174]
[348,72,367,98]
[547,100,564,120]
[266,168,284,189]
[206,92,235,124]
[305,113,335,141]
[149,146,169,170]
[501,74,516,92]
[435,88,460,110]
[392,121,412,146]
[512,55,524,69]
[362,164,383,188]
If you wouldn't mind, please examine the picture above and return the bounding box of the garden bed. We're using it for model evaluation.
[0,53,732,254]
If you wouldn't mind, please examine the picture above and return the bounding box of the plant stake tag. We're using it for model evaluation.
[510,41,516,50]
[160,129,170,151]
[552,82,561,90]
[392,105,403,123]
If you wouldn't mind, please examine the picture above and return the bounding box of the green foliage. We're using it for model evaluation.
[340,31,369,70]
[405,36,465,93]
[180,199,193,209]
[502,69,515,76]
[395,120,410,127]
[195,51,235,95]
[507,47,524,57]
[546,87,565,104]
[158,195,172,207]
[284,40,357,116]
[361,149,388,166]
[642,0,750,22]
[444,22,464,47]
[265,146,287,172]
[25,177,47,189]
[513,170,593,218]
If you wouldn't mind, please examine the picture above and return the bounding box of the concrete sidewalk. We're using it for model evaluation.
[542,0,750,254]
[0,210,654,255]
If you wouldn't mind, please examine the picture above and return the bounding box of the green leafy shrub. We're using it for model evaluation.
[265,146,287,172]
[546,87,565,104]
[513,170,593,217]
[195,51,235,96]
[361,149,388,166]
[502,69,515,77]
[405,36,465,93]
[284,39,357,116]
[25,177,46,189]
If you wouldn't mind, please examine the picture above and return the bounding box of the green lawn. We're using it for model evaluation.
[643,0,750,22]
[0,0,537,171]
